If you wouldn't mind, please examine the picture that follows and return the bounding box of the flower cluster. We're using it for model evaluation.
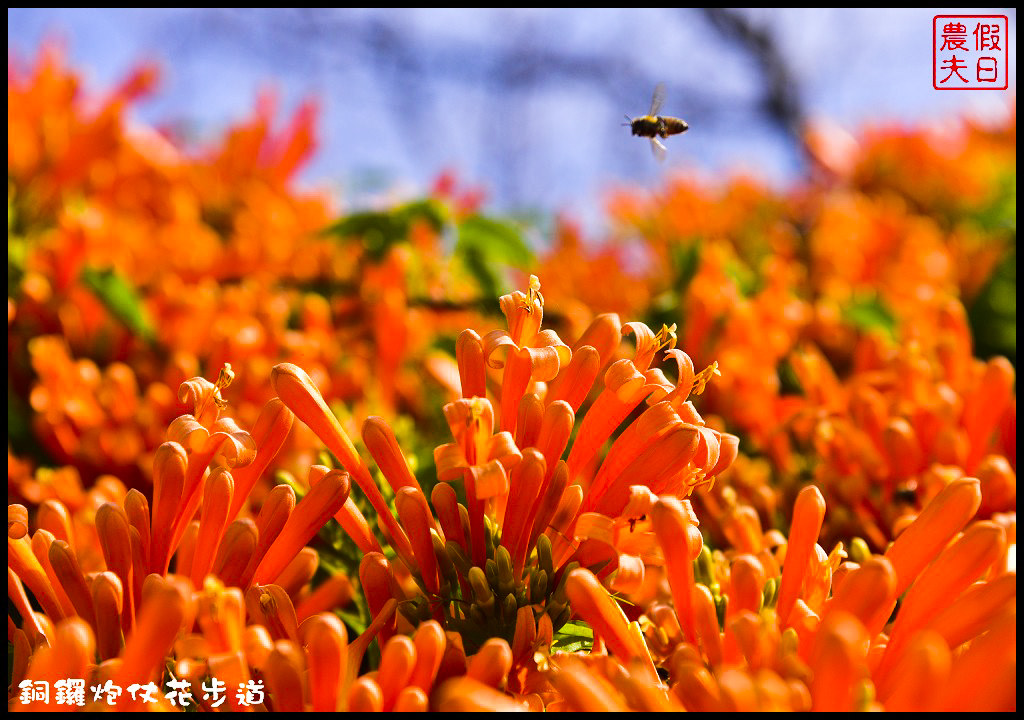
[8,49,1015,712]
[8,47,484,491]
[9,275,742,711]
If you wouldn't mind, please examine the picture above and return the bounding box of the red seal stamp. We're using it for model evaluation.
[934,15,1009,90]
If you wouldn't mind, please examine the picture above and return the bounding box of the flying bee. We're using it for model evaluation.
[624,82,688,161]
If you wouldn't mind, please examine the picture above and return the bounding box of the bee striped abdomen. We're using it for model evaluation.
[660,116,689,137]
[630,115,687,139]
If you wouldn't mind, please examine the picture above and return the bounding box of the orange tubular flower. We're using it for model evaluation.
[225,398,294,521]
[466,637,514,689]
[91,571,125,661]
[296,570,355,622]
[875,520,1007,700]
[435,396,522,566]
[270,362,415,566]
[927,571,1016,649]
[359,553,402,648]
[776,485,826,626]
[501,449,547,577]
[434,676,530,712]
[8,504,28,538]
[808,612,870,712]
[362,416,419,493]
[651,497,700,644]
[409,619,447,693]
[189,468,235,588]
[250,469,350,586]
[263,641,305,712]
[16,618,96,712]
[377,634,418,710]
[482,276,571,434]
[549,656,629,711]
[883,476,981,595]
[565,567,657,678]
[883,631,951,712]
[302,613,348,711]
[545,312,621,409]
[111,582,190,711]
[238,483,295,588]
[46,539,97,634]
[934,610,1016,712]
[395,486,441,597]
[348,676,384,712]
[822,556,897,638]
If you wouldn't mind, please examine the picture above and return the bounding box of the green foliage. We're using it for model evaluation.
[454,213,535,299]
[273,469,307,501]
[776,357,804,396]
[8,379,39,463]
[971,171,1016,234]
[322,197,535,301]
[8,190,30,292]
[670,241,702,297]
[841,292,896,340]
[324,198,446,261]
[551,619,594,654]
[969,249,1017,366]
[648,240,702,333]
[724,256,758,297]
[81,267,157,344]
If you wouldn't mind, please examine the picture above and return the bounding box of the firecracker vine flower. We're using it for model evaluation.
[7,363,417,711]
[557,479,1015,712]
[265,276,737,672]
[481,274,572,434]
[8,51,1016,713]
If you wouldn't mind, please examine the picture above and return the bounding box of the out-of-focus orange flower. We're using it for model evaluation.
[8,45,1015,714]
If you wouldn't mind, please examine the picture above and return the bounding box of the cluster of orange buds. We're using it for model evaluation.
[9,558,493,711]
[9,47,322,479]
[13,335,189,487]
[9,47,476,495]
[8,364,361,710]
[549,479,1014,712]
[539,113,1014,506]
[266,276,737,668]
[763,298,1016,550]
[677,242,810,459]
[8,276,738,711]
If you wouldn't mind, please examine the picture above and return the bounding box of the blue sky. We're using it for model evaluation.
[8,9,1016,233]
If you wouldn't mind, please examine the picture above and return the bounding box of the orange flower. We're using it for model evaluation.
[481,276,571,434]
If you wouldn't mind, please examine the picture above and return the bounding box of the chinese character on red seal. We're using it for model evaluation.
[934,15,1009,89]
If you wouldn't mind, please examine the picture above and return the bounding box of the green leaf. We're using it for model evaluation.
[554,620,594,637]
[7,378,49,464]
[338,608,368,638]
[671,241,701,296]
[455,213,535,298]
[551,619,594,653]
[841,292,896,340]
[970,171,1016,234]
[724,257,758,297]
[80,267,157,343]
[273,470,306,501]
[969,249,1016,365]
[324,199,447,261]
[777,357,804,396]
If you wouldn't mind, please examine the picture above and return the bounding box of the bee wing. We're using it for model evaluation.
[649,82,666,116]
[650,137,667,162]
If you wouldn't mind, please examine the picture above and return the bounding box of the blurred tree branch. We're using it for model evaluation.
[700,8,805,144]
